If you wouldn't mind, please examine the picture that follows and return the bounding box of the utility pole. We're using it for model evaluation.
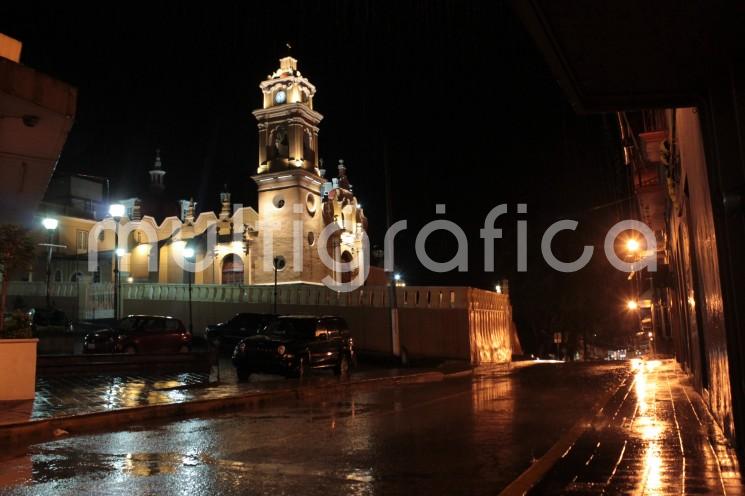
[184,246,195,334]
[272,256,284,314]
[109,204,125,321]
[41,217,59,308]
[113,230,119,320]
[383,143,401,361]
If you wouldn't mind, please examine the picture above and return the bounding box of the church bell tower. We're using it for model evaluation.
[253,56,322,175]
[251,57,328,285]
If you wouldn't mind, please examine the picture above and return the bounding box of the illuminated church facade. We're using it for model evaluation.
[41,57,368,287]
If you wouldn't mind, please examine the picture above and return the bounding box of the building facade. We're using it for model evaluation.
[514,0,745,463]
[10,55,517,365]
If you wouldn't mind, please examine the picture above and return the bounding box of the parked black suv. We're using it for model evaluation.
[232,315,354,381]
[205,313,276,353]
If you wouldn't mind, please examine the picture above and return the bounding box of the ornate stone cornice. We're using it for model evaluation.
[253,103,323,125]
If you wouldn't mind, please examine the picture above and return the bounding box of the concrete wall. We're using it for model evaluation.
[7,281,515,364]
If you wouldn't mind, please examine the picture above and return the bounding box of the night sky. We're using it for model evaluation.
[2,1,636,352]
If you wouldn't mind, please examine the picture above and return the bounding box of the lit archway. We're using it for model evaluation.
[221,254,244,285]
[340,250,353,284]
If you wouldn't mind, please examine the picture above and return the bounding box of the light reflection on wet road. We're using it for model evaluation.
[529,359,743,495]
[0,362,628,495]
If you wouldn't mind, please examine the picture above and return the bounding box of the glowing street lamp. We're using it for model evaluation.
[42,217,59,308]
[108,203,125,219]
[626,238,640,254]
[627,299,639,311]
[495,284,502,294]
[42,217,58,231]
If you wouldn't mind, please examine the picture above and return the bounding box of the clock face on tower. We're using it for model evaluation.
[274,90,286,105]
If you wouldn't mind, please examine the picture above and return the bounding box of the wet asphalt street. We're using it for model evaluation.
[0,362,628,495]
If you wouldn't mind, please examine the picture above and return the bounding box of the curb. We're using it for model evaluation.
[497,370,632,496]
[442,368,474,379]
[0,368,457,448]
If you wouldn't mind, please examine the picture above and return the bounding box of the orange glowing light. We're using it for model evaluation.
[626,238,641,253]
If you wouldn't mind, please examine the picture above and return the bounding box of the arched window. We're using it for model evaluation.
[303,129,315,164]
[270,125,289,160]
[221,254,244,285]
[54,270,62,282]
[70,272,83,282]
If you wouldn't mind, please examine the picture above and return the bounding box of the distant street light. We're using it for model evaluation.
[627,299,639,310]
[626,238,640,254]
[42,217,59,308]
[184,246,195,333]
[495,284,502,294]
[109,203,125,320]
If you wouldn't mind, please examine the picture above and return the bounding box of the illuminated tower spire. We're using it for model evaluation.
[148,148,166,192]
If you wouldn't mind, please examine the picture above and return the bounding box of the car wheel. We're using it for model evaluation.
[236,367,251,382]
[334,353,350,377]
[124,345,137,354]
[178,345,190,353]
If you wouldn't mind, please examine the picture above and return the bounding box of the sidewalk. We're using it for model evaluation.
[507,359,743,495]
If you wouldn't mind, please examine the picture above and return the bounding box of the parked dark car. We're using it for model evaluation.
[30,308,74,334]
[83,315,192,354]
[232,315,354,380]
[205,313,276,353]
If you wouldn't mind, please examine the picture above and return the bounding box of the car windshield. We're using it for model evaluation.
[263,319,316,339]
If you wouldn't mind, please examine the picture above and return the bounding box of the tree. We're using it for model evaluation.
[0,225,35,334]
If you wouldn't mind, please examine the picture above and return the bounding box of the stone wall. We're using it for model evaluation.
[7,281,517,364]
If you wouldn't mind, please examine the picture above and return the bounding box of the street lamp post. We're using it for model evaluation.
[272,256,285,314]
[625,238,645,353]
[109,204,125,320]
[42,217,59,308]
[184,247,195,334]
